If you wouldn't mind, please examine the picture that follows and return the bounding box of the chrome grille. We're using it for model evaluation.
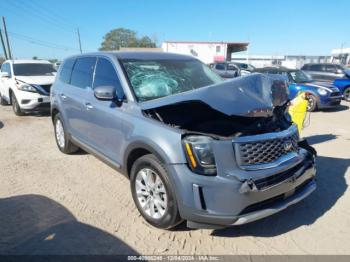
[233,125,299,167]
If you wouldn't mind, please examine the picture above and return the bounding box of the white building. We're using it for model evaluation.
[331,47,350,66]
[162,41,249,64]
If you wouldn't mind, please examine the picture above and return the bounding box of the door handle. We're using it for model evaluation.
[60,94,67,100]
[85,103,93,110]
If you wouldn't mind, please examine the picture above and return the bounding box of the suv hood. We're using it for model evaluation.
[15,75,55,86]
[141,73,289,118]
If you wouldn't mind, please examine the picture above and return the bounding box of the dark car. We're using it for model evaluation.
[255,67,342,111]
[210,62,240,79]
[301,63,350,82]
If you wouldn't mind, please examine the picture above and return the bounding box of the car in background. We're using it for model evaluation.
[0,60,56,115]
[231,62,255,75]
[255,67,342,111]
[301,63,350,82]
[209,62,240,79]
[333,78,350,101]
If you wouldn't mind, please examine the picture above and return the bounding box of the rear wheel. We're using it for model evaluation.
[343,87,350,102]
[53,113,79,154]
[307,95,317,112]
[130,154,182,229]
[11,92,24,116]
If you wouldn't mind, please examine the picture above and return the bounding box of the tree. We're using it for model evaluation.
[99,28,156,51]
[32,56,38,60]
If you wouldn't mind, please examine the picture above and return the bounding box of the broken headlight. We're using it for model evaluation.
[183,136,216,176]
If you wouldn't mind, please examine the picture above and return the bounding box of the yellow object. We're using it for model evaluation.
[288,92,308,135]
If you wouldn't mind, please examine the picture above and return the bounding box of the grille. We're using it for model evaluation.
[40,84,52,93]
[330,91,341,97]
[234,127,299,167]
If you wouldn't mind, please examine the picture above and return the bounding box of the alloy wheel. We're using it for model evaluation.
[135,168,168,219]
[55,119,65,148]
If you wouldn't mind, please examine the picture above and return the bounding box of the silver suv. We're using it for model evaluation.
[51,52,317,229]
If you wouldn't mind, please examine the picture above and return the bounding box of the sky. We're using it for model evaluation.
[0,0,349,60]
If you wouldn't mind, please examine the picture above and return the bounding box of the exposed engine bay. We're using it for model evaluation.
[142,74,292,138]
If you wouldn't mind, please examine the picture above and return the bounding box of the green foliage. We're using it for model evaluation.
[99,28,156,51]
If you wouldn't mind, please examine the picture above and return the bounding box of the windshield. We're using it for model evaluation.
[289,70,313,83]
[13,63,56,76]
[121,59,223,101]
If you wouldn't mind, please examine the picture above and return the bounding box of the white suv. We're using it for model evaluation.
[0,60,56,115]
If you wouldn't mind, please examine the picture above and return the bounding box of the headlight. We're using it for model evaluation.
[17,83,37,93]
[183,136,216,175]
[317,89,327,96]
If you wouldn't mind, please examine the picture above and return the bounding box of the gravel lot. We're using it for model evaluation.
[0,102,349,255]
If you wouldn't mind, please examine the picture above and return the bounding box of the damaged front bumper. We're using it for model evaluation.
[168,140,316,229]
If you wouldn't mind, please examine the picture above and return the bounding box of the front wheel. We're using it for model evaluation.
[307,95,318,112]
[11,92,24,116]
[343,87,350,102]
[130,154,182,229]
[53,113,79,154]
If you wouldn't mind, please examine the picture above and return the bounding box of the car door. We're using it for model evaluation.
[308,64,326,81]
[324,64,339,81]
[213,63,226,78]
[0,63,14,101]
[82,57,127,165]
[63,56,97,144]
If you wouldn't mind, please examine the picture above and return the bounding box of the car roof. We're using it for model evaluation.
[254,66,295,73]
[6,59,51,64]
[64,51,197,61]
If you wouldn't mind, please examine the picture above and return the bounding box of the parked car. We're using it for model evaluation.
[255,67,342,111]
[231,62,255,75]
[209,62,240,78]
[51,52,316,229]
[301,63,350,82]
[0,60,56,115]
[333,78,350,101]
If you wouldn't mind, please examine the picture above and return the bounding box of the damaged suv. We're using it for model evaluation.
[51,52,317,229]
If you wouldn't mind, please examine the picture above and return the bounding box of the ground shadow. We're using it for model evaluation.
[0,121,3,129]
[306,134,338,145]
[212,155,349,237]
[320,104,349,112]
[0,195,139,255]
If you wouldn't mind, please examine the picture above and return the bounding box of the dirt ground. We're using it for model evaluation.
[0,102,349,255]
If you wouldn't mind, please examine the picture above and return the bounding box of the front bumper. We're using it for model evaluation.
[16,91,50,112]
[168,149,316,229]
[318,95,342,108]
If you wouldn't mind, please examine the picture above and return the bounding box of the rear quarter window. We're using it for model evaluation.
[59,58,76,83]
[309,64,324,72]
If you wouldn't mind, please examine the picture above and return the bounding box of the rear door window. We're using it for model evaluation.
[93,58,124,97]
[59,58,76,83]
[215,63,225,70]
[70,57,96,88]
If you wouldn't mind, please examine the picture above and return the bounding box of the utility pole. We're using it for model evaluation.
[0,28,8,59]
[2,16,12,59]
[77,28,82,54]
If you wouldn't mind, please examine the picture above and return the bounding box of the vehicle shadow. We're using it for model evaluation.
[306,134,338,145]
[0,194,139,255]
[211,155,349,237]
[320,104,349,112]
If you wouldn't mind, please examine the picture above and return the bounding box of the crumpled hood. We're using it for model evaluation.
[15,75,55,85]
[140,73,289,117]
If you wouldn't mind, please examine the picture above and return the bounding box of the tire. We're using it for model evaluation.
[0,93,7,105]
[11,92,24,116]
[130,154,182,229]
[307,95,318,112]
[343,87,350,102]
[53,113,79,154]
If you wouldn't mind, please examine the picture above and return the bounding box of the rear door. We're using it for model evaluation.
[82,57,126,165]
[63,56,96,144]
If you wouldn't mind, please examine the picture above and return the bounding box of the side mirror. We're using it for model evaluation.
[0,72,9,78]
[94,85,117,101]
